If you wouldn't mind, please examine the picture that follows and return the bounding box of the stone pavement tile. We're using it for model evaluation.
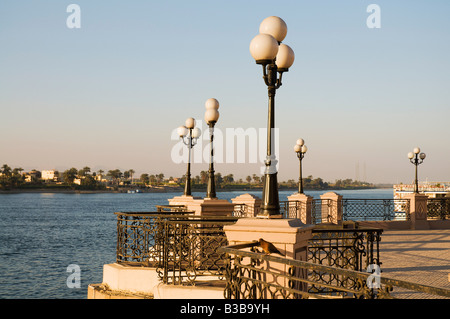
[378,229,450,299]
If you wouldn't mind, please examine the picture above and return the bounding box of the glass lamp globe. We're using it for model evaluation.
[205,109,219,124]
[177,126,188,137]
[249,33,279,63]
[419,153,426,160]
[296,138,304,146]
[276,43,295,71]
[259,16,287,42]
[407,152,414,159]
[301,145,308,153]
[205,98,219,110]
[191,127,202,138]
[294,144,301,153]
[185,117,196,129]
[413,147,420,154]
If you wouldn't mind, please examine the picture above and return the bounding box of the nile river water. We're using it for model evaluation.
[0,188,393,299]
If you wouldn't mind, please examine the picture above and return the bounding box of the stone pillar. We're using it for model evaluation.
[231,193,261,217]
[405,193,429,230]
[320,192,343,225]
[167,195,199,208]
[198,198,235,217]
[287,193,313,224]
[224,218,314,298]
[168,195,234,216]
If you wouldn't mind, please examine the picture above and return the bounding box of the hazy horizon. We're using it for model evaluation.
[1,1,449,185]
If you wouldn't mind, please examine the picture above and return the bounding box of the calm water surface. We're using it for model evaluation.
[0,189,393,299]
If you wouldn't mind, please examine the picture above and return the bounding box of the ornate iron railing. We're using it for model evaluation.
[115,211,238,285]
[115,211,192,267]
[232,203,256,218]
[219,242,450,299]
[342,199,410,221]
[116,210,450,298]
[311,198,328,224]
[427,198,450,220]
[307,226,382,296]
[236,198,413,223]
[160,216,237,285]
[279,199,332,224]
[280,200,306,219]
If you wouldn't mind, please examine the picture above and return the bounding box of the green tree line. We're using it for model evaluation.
[1,163,375,191]
[0,164,25,189]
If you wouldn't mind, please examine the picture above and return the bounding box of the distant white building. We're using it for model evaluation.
[41,170,58,181]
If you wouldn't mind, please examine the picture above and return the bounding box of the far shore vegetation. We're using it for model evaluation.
[0,164,389,192]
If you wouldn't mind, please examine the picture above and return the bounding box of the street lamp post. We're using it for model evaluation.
[204,98,220,199]
[249,16,295,217]
[408,147,426,194]
[294,139,307,194]
[177,118,201,196]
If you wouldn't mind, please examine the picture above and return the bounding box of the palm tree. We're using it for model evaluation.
[157,173,164,185]
[223,174,234,184]
[200,170,208,184]
[140,173,149,184]
[1,164,12,176]
[97,169,104,182]
[215,172,223,187]
[63,168,78,185]
[129,169,135,184]
[78,166,91,177]
[107,169,122,186]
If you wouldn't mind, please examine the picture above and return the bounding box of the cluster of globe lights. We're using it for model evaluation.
[249,16,295,70]
[177,118,201,139]
[408,147,426,161]
[294,138,307,155]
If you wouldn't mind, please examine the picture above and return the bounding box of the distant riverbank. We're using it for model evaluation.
[0,185,389,194]
[0,188,117,194]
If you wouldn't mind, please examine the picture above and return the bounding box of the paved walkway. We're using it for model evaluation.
[379,229,450,299]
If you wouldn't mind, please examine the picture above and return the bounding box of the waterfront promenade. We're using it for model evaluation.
[379,229,450,299]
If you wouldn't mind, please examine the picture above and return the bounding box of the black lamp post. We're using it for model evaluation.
[177,118,201,196]
[204,98,220,199]
[408,147,426,194]
[249,16,295,217]
[294,138,307,194]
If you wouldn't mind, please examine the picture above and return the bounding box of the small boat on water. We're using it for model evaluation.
[127,189,142,193]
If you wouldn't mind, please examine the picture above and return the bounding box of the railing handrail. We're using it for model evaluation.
[114,211,194,216]
[311,226,382,232]
[218,242,450,299]
[115,211,239,220]
[342,198,410,201]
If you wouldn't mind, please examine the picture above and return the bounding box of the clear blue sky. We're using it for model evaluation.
[0,1,449,184]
